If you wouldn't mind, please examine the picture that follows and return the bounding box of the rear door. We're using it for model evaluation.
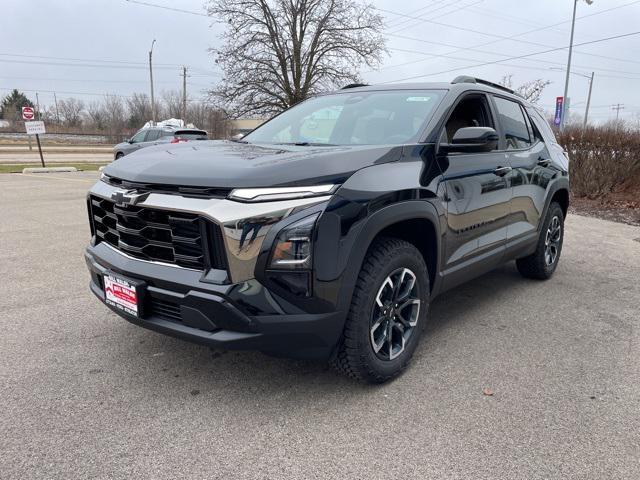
[141,128,162,148]
[438,92,513,289]
[491,96,551,244]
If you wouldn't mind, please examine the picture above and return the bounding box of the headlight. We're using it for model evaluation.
[270,213,319,269]
[229,185,337,202]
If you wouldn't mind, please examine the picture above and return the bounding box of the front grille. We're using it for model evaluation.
[103,175,231,199]
[90,195,227,270]
[148,297,182,322]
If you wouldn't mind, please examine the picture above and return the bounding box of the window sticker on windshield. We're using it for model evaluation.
[406,97,432,102]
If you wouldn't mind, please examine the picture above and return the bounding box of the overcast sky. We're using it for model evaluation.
[2,0,640,123]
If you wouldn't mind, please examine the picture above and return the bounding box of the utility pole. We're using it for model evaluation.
[612,103,624,121]
[35,92,41,120]
[583,72,594,128]
[149,39,156,125]
[561,0,593,131]
[560,1,577,132]
[182,66,187,126]
[53,92,61,130]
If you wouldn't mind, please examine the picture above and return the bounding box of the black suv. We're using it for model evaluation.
[85,76,569,383]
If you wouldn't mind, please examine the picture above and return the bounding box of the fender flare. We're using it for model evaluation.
[539,176,570,232]
[335,199,442,312]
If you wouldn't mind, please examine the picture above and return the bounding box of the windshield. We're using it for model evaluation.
[243,89,445,146]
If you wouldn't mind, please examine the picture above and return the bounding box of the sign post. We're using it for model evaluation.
[554,97,564,127]
[25,120,46,168]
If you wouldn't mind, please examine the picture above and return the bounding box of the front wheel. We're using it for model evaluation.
[333,237,429,383]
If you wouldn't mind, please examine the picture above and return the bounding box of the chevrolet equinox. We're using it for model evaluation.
[85,76,569,383]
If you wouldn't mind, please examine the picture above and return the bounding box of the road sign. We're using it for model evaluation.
[22,106,35,120]
[25,121,46,135]
[554,97,564,126]
[24,121,46,168]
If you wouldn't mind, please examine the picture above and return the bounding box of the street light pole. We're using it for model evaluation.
[560,0,578,132]
[583,72,594,128]
[149,39,156,125]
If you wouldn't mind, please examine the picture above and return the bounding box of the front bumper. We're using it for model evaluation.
[85,243,346,360]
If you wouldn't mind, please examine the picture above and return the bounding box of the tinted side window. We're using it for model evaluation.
[130,130,147,143]
[145,130,161,141]
[494,97,530,149]
[442,94,495,146]
[527,107,558,144]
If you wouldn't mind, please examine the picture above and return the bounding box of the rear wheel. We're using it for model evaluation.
[516,202,565,280]
[333,237,429,383]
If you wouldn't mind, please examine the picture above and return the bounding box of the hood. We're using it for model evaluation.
[104,140,402,188]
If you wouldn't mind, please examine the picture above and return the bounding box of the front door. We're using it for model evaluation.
[438,93,513,289]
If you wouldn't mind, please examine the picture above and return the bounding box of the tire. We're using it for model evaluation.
[333,237,429,384]
[516,202,565,280]
[115,152,124,160]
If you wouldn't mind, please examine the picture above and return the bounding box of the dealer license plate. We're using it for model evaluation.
[104,273,140,317]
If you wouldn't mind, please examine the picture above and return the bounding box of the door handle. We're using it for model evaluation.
[537,158,551,167]
[494,166,512,177]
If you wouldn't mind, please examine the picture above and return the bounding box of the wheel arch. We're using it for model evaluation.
[335,200,443,312]
[550,187,569,218]
[539,177,570,232]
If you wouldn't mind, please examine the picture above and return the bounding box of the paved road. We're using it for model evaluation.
[0,152,112,164]
[1,172,639,479]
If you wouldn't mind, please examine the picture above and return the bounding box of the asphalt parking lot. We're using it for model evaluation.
[1,171,639,479]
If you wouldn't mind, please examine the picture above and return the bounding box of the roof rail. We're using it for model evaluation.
[341,83,368,90]
[451,75,515,95]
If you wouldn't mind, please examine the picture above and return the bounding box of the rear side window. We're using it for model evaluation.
[527,107,557,144]
[145,130,161,141]
[493,96,531,149]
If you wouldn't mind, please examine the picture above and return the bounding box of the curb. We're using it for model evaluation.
[22,167,79,174]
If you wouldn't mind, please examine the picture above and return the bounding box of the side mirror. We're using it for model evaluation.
[127,138,133,144]
[440,127,499,154]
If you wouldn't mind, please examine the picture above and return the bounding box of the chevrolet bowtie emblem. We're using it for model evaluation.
[110,189,149,207]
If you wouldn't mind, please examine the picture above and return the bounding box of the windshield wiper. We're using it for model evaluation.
[276,142,337,147]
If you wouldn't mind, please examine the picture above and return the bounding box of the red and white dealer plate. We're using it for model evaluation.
[104,274,139,317]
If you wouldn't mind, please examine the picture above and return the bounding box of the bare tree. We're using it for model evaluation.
[86,101,107,130]
[187,101,230,138]
[206,0,386,117]
[126,92,152,128]
[57,97,85,127]
[500,75,551,104]
[160,90,183,119]
[103,94,127,135]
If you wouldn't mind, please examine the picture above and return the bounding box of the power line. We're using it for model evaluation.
[0,58,184,71]
[381,33,640,77]
[0,75,212,85]
[0,52,180,67]
[386,0,480,33]
[0,87,210,102]
[384,0,451,28]
[382,46,640,80]
[382,29,640,83]
[123,0,208,17]
[376,1,640,71]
